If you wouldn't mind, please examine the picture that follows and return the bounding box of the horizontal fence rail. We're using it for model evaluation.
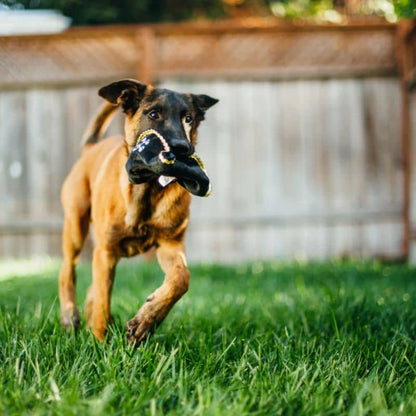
[0,21,399,87]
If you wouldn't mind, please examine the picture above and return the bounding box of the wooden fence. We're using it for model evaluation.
[401,21,416,263]
[0,19,412,262]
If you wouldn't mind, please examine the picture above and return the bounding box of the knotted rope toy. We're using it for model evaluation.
[125,129,211,197]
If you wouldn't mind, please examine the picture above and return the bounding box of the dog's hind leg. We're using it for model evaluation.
[59,177,90,331]
[126,241,190,345]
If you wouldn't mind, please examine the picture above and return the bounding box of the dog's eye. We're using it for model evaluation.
[184,114,193,124]
[148,110,160,120]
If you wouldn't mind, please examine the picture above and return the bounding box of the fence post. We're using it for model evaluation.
[136,27,157,85]
[396,20,414,260]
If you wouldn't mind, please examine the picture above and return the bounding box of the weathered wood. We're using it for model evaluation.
[25,89,52,256]
[162,78,404,262]
[137,28,156,85]
[0,21,399,88]
[0,91,28,257]
[0,21,410,261]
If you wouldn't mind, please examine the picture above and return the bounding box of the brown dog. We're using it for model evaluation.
[58,79,218,344]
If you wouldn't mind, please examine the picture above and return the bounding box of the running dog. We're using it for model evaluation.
[58,79,218,344]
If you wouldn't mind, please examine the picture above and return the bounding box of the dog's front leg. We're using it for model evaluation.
[59,215,90,331]
[127,241,190,345]
[87,246,118,340]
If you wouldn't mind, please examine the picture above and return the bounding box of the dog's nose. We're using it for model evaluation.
[170,139,193,157]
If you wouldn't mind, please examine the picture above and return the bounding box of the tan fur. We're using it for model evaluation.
[82,102,118,146]
[59,114,191,344]
[59,79,217,344]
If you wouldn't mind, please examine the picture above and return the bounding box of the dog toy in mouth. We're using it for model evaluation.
[125,129,211,197]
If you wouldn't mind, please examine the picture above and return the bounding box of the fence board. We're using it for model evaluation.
[408,91,416,262]
[0,91,28,256]
[0,22,398,88]
[25,89,52,255]
[159,78,402,262]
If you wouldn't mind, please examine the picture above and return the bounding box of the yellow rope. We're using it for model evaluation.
[136,128,170,153]
[135,130,210,196]
[159,153,175,164]
[190,154,207,173]
[136,128,175,165]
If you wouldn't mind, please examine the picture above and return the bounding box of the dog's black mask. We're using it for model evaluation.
[126,129,211,197]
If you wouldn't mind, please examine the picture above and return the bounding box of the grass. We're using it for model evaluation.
[0,259,416,415]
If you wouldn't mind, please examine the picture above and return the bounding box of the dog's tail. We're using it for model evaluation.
[82,102,119,146]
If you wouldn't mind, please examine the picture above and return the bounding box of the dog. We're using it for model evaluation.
[58,79,218,344]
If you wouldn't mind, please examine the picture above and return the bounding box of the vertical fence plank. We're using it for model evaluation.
[409,93,416,261]
[0,91,28,257]
[25,89,52,256]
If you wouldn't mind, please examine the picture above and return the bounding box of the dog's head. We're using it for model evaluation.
[98,79,218,156]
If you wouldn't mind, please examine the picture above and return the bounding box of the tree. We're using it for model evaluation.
[1,0,414,25]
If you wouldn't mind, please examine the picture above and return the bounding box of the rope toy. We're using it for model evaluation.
[125,129,211,197]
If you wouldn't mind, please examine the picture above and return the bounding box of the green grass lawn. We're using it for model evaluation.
[0,259,416,415]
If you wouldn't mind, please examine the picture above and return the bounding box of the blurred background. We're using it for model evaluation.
[0,0,416,263]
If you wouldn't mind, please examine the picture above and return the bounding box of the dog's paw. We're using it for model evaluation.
[60,308,80,332]
[126,314,156,346]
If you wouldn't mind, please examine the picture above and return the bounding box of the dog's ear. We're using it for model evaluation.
[191,94,219,120]
[98,79,147,114]
[192,94,219,112]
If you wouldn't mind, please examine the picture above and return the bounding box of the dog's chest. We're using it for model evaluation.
[115,182,190,257]
[123,181,176,228]
[123,183,149,230]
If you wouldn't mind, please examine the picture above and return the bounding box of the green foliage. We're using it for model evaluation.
[269,0,416,21]
[394,0,416,18]
[269,0,337,20]
[1,0,226,25]
[0,259,416,414]
[1,0,414,25]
